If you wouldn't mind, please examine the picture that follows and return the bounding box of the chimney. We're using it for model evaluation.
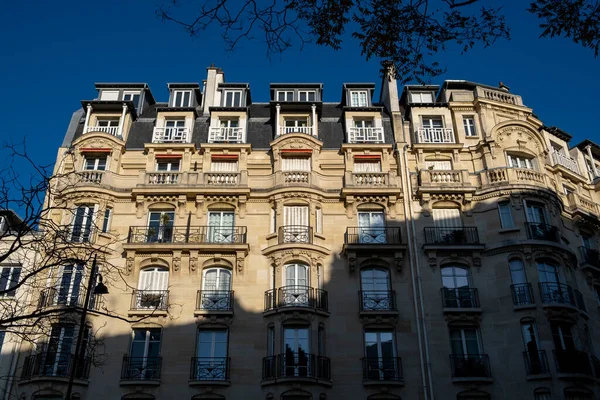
[380,62,400,113]
[498,82,510,92]
[202,65,224,115]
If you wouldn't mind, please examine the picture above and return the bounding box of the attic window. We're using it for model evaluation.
[277,91,294,102]
[172,90,192,107]
[123,91,140,108]
[350,91,368,107]
[298,91,315,102]
[410,92,434,103]
[224,90,242,107]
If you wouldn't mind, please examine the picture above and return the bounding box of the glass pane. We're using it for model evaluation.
[509,259,526,284]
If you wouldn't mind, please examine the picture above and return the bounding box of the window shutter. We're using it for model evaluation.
[211,160,238,172]
[433,208,462,228]
[284,206,308,226]
[354,161,381,173]
[282,157,311,171]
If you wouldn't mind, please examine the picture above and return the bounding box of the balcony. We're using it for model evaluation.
[525,223,560,243]
[83,125,121,137]
[78,171,104,184]
[568,193,600,216]
[196,290,234,313]
[147,172,181,185]
[130,290,169,313]
[553,350,597,379]
[264,285,328,314]
[278,225,313,244]
[127,226,247,246]
[475,86,522,105]
[449,354,492,381]
[37,287,99,310]
[347,127,384,144]
[345,227,401,245]
[481,167,547,189]
[441,287,480,311]
[190,357,230,384]
[278,126,314,136]
[262,353,331,385]
[551,152,580,175]
[424,227,480,246]
[349,172,389,186]
[362,357,403,385]
[121,356,161,382]
[538,282,576,308]
[205,172,240,185]
[208,127,245,143]
[416,128,455,144]
[523,350,550,377]
[359,291,396,313]
[20,353,91,381]
[511,283,534,307]
[418,169,474,196]
[580,246,600,269]
[152,126,190,143]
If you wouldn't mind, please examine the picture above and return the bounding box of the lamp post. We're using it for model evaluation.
[65,255,108,400]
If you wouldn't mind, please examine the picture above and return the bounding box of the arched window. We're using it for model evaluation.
[199,268,232,311]
[441,266,475,308]
[536,260,560,283]
[360,268,393,311]
[521,320,547,375]
[284,263,309,287]
[357,210,386,244]
[282,264,310,307]
[441,266,470,289]
[136,267,169,310]
[202,268,232,291]
[207,210,235,243]
[509,259,532,305]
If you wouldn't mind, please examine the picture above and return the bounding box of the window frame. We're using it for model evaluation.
[96,117,120,127]
[421,116,444,129]
[507,153,535,170]
[411,92,434,103]
[277,91,294,102]
[350,90,369,107]
[0,265,21,297]
[122,91,141,107]
[101,208,112,233]
[497,201,515,229]
[172,90,192,107]
[463,116,477,137]
[298,91,316,102]
[223,90,243,107]
[155,159,180,172]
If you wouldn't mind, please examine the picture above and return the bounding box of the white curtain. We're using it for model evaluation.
[432,208,462,228]
[284,206,309,226]
[424,160,452,170]
[282,157,311,172]
[211,161,238,172]
[203,268,231,291]
[354,161,381,173]
[138,268,169,291]
[285,264,308,286]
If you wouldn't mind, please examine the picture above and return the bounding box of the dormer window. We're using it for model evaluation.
[350,91,368,107]
[172,90,192,107]
[298,91,316,102]
[224,90,242,107]
[277,91,294,102]
[123,91,140,107]
[411,92,434,103]
[100,90,119,101]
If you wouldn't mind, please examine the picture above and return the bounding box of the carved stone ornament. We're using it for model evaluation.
[348,252,357,271]
[394,252,404,272]
[126,257,134,273]
[173,257,180,272]
[190,258,197,272]
[237,256,244,274]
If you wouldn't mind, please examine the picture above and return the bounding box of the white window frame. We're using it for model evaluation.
[0,216,5,234]
[96,118,120,127]
[70,204,97,242]
[0,265,21,297]
[277,91,294,102]
[507,154,535,170]
[83,154,108,171]
[284,118,309,128]
[100,90,119,101]
[411,92,434,103]
[123,91,140,104]
[223,90,243,107]
[350,91,368,107]
[463,116,477,137]
[421,116,444,129]
[316,208,322,234]
[172,90,192,107]
[298,91,316,102]
[498,201,515,229]
[155,159,180,172]
[101,208,112,233]
[281,156,311,172]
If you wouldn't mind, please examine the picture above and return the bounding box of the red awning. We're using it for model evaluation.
[211,154,239,160]
[281,149,313,154]
[354,154,381,160]
[79,148,112,153]
[155,154,183,159]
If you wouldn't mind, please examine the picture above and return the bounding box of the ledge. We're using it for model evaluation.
[120,379,161,386]
[127,310,169,317]
[498,228,520,234]
[263,306,329,318]
[362,379,404,387]
[193,310,234,317]
[526,373,552,381]
[188,379,230,387]
[423,244,485,251]
[541,302,579,313]
[123,242,249,255]
[260,377,332,387]
[443,307,482,314]
[451,377,493,384]
[513,304,536,311]
[18,376,89,386]
[556,372,596,381]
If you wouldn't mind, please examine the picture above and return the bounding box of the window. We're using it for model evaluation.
[441,266,475,308]
[156,158,180,172]
[267,325,275,356]
[277,91,294,102]
[432,208,462,228]
[208,211,235,243]
[510,258,533,305]
[283,206,309,242]
[364,330,397,380]
[533,389,551,400]
[298,91,316,102]
[83,154,107,171]
[0,331,5,353]
[411,92,434,103]
[522,321,547,375]
[354,119,374,129]
[70,204,96,242]
[136,267,169,309]
[101,208,112,233]
[509,259,528,285]
[350,91,368,107]
[594,285,600,306]
[147,211,174,243]
[224,90,242,107]
[450,327,482,356]
[270,207,276,234]
[424,160,452,170]
[550,321,576,352]
[0,266,21,297]
[56,264,84,306]
[43,325,75,376]
[524,201,547,224]
[463,116,476,137]
[129,328,161,380]
[283,118,310,134]
[283,326,310,376]
[360,268,393,311]
[100,90,119,100]
[172,90,191,107]
[194,329,228,380]
[581,232,595,249]
[282,156,311,172]
[318,325,325,356]
[123,91,140,107]
[537,260,561,283]
[315,207,322,234]
[219,118,239,129]
[0,216,5,234]
[201,268,232,310]
[354,160,381,173]
[211,159,238,172]
[96,118,120,128]
[507,154,535,169]
[358,211,386,243]
[497,201,515,229]
[422,116,444,129]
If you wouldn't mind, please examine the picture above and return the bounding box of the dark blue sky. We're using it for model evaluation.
[1,0,599,171]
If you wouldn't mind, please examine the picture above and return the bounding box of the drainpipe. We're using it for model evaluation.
[82,104,91,134]
[311,104,317,136]
[398,144,434,400]
[275,104,281,137]
[118,103,127,138]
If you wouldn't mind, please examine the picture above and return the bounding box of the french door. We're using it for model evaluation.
[71,204,96,242]
[364,330,397,380]
[43,326,74,376]
[450,328,482,356]
[137,267,169,309]
[130,329,161,379]
[195,330,228,380]
[283,264,309,306]
[522,322,544,374]
[147,211,174,243]
[358,211,386,244]
[509,259,532,304]
[56,264,84,306]
[283,327,310,377]
[525,202,547,224]
[208,211,235,243]
[201,268,232,310]
[361,269,392,311]
[441,266,473,308]
[283,206,309,243]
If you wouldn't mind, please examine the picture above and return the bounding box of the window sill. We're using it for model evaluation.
[314,232,326,240]
[266,232,277,240]
[499,228,520,234]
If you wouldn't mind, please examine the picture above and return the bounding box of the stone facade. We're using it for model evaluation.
[10,68,600,400]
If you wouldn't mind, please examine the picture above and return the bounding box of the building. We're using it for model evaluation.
[10,66,600,400]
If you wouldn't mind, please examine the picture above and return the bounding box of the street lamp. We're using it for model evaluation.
[65,255,108,400]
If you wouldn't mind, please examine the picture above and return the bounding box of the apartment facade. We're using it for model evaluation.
[11,67,600,400]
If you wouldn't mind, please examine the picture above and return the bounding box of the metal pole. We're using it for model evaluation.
[65,254,96,400]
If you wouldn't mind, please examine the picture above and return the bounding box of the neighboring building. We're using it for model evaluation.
[11,67,600,400]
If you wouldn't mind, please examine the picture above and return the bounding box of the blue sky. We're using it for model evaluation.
[1,0,599,172]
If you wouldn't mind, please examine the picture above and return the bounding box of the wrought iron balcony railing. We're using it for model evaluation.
[511,283,534,306]
[130,290,169,311]
[553,350,594,376]
[37,287,99,310]
[525,223,560,242]
[580,246,600,267]
[538,282,575,307]
[127,226,247,245]
[278,225,313,244]
[121,356,162,380]
[262,353,331,381]
[345,227,401,245]
[441,287,480,309]
[359,291,396,312]
[196,290,234,312]
[523,350,550,375]
[362,357,403,381]
[20,352,91,380]
[190,357,230,381]
[449,354,491,378]
[424,227,480,245]
[264,285,328,312]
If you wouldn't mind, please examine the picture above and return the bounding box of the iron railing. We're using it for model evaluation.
[190,357,230,381]
[449,354,491,378]
[130,290,169,311]
[121,356,162,380]
[262,353,331,380]
[525,223,560,242]
[441,287,480,309]
[424,227,480,245]
[359,291,396,312]
[345,227,402,245]
[538,282,575,306]
[574,289,587,312]
[553,350,593,376]
[278,225,313,244]
[361,357,403,381]
[37,287,101,311]
[523,350,550,375]
[196,290,234,311]
[20,352,91,380]
[264,286,328,312]
[580,246,600,267]
[511,283,534,306]
[127,226,247,245]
